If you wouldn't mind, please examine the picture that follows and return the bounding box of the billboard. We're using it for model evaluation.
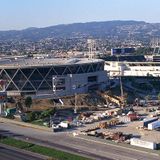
[111,48,135,55]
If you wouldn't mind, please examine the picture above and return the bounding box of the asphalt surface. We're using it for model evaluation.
[0,121,160,160]
[0,144,47,160]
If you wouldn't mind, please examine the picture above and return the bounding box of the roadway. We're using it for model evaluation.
[0,121,160,160]
[0,143,47,160]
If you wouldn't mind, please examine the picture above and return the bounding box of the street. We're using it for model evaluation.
[0,121,160,160]
[0,143,47,160]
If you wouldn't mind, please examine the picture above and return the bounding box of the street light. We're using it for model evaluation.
[72,84,77,114]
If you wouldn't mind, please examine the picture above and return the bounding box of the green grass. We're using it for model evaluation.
[0,137,34,149]
[0,137,91,160]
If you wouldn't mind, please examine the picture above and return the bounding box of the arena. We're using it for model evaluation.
[0,57,109,97]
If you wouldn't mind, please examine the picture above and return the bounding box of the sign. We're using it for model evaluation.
[0,91,7,103]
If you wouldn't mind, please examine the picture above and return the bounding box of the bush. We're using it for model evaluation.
[26,111,42,122]
[24,109,56,122]
[40,108,56,119]
[27,112,36,122]
[5,114,15,119]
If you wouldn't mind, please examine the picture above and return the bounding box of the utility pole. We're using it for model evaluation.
[52,76,57,123]
[117,56,125,109]
[74,92,77,114]
[120,75,124,108]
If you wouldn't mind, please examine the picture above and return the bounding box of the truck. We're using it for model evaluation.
[143,117,159,128]
[148,120,160,130]
[59,121,70,128]
[52,124,63,132]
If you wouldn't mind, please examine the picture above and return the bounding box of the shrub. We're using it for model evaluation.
[40,108,56,119]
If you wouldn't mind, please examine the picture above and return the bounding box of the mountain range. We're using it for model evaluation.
[0,20,160,41]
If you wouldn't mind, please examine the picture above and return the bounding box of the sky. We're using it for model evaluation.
[0,0,160,30]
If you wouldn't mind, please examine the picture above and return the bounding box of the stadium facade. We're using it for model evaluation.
[0,57,109,97]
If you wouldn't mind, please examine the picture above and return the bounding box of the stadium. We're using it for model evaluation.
[0,57,109,97]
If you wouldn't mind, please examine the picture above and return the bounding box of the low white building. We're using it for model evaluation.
[105,61,160,77]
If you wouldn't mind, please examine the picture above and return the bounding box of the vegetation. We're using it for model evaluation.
[16,101,23,111]
[31,119,44,126]
[39,108,56,119]
[0,137,90,160]
[24,108,56,123]
[5,114,15,119]
[26,111,41,122]
[25,96,32,109]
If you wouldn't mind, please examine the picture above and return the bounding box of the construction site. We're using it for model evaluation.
[1,53,160,152]
[1,84,160,150]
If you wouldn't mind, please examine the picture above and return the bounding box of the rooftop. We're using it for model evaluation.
[0,57,103,69]
[106,61,160,66]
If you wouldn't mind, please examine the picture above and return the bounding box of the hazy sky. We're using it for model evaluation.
[1,0,160,30]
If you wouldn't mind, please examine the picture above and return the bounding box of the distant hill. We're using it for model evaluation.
[0,20,160,41]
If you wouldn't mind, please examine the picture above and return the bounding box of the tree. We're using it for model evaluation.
[25,96,32,110]
[16,102,23,111]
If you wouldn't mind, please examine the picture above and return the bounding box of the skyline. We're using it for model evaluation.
[1,0,160,30]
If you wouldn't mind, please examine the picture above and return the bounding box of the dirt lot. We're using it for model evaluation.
[80,119,160,143]
[107,121,160,143]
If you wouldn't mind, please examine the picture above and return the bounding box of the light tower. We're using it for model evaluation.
[151,38,160,54]
[87,39,96,59]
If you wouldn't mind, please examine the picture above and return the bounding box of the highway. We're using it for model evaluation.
[0,121,160,160]
[0,143,47,160]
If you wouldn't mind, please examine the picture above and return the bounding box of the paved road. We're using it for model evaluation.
[0,144,47,160]
[0,122,160,160]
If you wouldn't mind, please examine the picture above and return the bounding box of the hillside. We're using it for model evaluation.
[0,20,160,41]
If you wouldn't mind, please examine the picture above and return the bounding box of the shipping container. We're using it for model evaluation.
[148,120,160,130]
[143,117,158,128]
[130,138,157,150]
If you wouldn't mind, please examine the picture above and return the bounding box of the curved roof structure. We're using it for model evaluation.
[0,57,104,69]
